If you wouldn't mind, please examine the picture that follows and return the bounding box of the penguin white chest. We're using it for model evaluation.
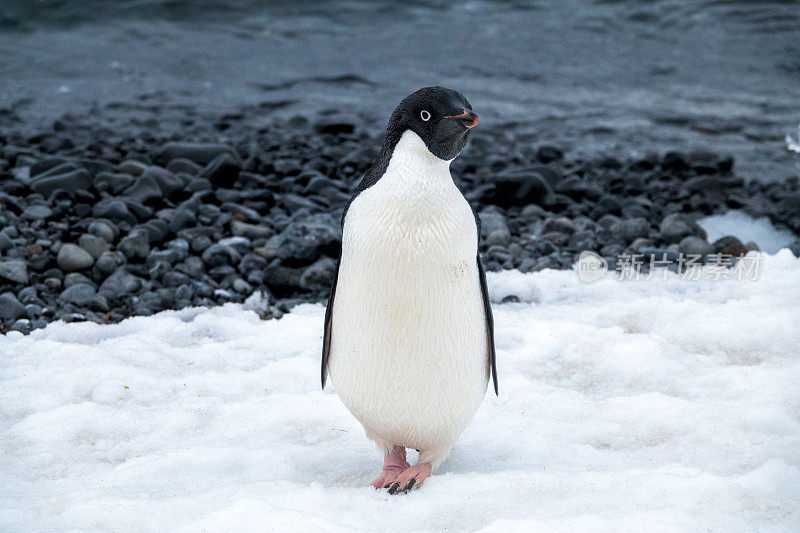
[328,131,488,467]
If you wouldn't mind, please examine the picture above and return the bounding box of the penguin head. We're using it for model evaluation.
[385,86,479,161]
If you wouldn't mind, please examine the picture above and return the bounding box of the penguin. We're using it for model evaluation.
[321,86,497,494]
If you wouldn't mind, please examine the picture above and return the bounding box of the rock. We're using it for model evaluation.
[118,228,150,260]
[0,259,28,284]
[176,256,204,278]
[94,172,136,194]
[21,204,53,221]
[165,239,190,261]
[788,239,800,257]
[155,142,238,166]
[272,213,341,265]
[279,193,320,212]
[486,229,511,248]
[685,175,730,194]
[57,244,95,271]
[533,255,560,271]
[201,243,242,267]
[18,287,37,304]
[659,213,706,244]
[556,176,602,201]
[315,120,355,135]
[484,169,552,207]
[146,250,180,270]
[662,152,690,172]
[59,283,96,306]
[263,262,303,293]
[116,160,148,176]
[122,171,163,203]
[232,278,253,294]
[11,319,32,333]
[0,292,26,321]
[541,216,577,235]
[30,168,91,197]
[191,235,213,253]
[679,236,713,258]
[630,237,655,253]
[712,236,748,257]
[536,145,563,163]
[90,294,110,312]
[64,272,95,288]
[166,158,203,175]
[139,220,168,244]
[88,220,118,242]
[25,245,50,271]
[0,233,14,253]
[300,257,337,293]
[478,210,509,238]
[92,198,137,225]
[78,234,110,259]
[597,194,622,215]
[94,251,126,277]
[200,153,242,187]
[99,268,143,295]
[231,219,273,239]
[168,206,197,233]
[611,217,650,243]
[124,166,184,202]
[218,236,252,254]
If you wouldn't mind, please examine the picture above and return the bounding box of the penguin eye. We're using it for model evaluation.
[420,110,431,122]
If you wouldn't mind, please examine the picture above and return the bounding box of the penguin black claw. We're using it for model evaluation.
[402,478,416,493]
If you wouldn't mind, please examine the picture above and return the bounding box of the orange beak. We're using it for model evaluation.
[445,108,479,128]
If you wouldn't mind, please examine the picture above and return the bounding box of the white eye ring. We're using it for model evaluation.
[420,110,431,121]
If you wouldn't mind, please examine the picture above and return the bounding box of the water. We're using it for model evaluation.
[1,0,799,181]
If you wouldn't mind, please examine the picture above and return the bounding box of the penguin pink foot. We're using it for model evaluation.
[371,445,410,489]
[387,462,432,495]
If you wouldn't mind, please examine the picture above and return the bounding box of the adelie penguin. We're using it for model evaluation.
[321,86,497,494]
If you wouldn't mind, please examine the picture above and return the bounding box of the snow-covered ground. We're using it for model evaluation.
[697,210,796,254]
[2,251,800,532]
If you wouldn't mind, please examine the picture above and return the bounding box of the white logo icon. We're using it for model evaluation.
[576,251,608,283]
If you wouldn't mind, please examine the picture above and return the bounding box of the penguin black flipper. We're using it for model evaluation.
[477,254,498,396]
[472,209,498,396]
[321,255,340,389]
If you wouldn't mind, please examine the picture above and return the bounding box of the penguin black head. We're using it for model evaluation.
[383,86,478,161]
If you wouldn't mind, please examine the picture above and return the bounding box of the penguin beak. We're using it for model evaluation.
[445,108,479,129]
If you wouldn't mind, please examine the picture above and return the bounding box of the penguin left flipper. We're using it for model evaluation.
[321,254,340,389]
[477,253,498,395]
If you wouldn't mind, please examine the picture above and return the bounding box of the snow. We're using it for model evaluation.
[697,210,796,254]
[787,124,800,154]
[2,251,800,532]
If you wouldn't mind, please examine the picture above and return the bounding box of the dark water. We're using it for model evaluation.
[2,0,799,181]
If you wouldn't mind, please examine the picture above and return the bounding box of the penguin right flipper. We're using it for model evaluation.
[321,255,341,389]
[477,254,498,396]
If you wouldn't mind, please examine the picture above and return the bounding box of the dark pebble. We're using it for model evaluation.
[56,244,95,271]
[30,168,91,197]
[0,259,29,284]
[712,236,748,257]
[155,142,238,166]
[118,228,150,260]
[59,283,96,306]
[0,292,27,322]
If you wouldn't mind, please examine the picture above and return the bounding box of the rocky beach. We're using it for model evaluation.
[1,103,798,333]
